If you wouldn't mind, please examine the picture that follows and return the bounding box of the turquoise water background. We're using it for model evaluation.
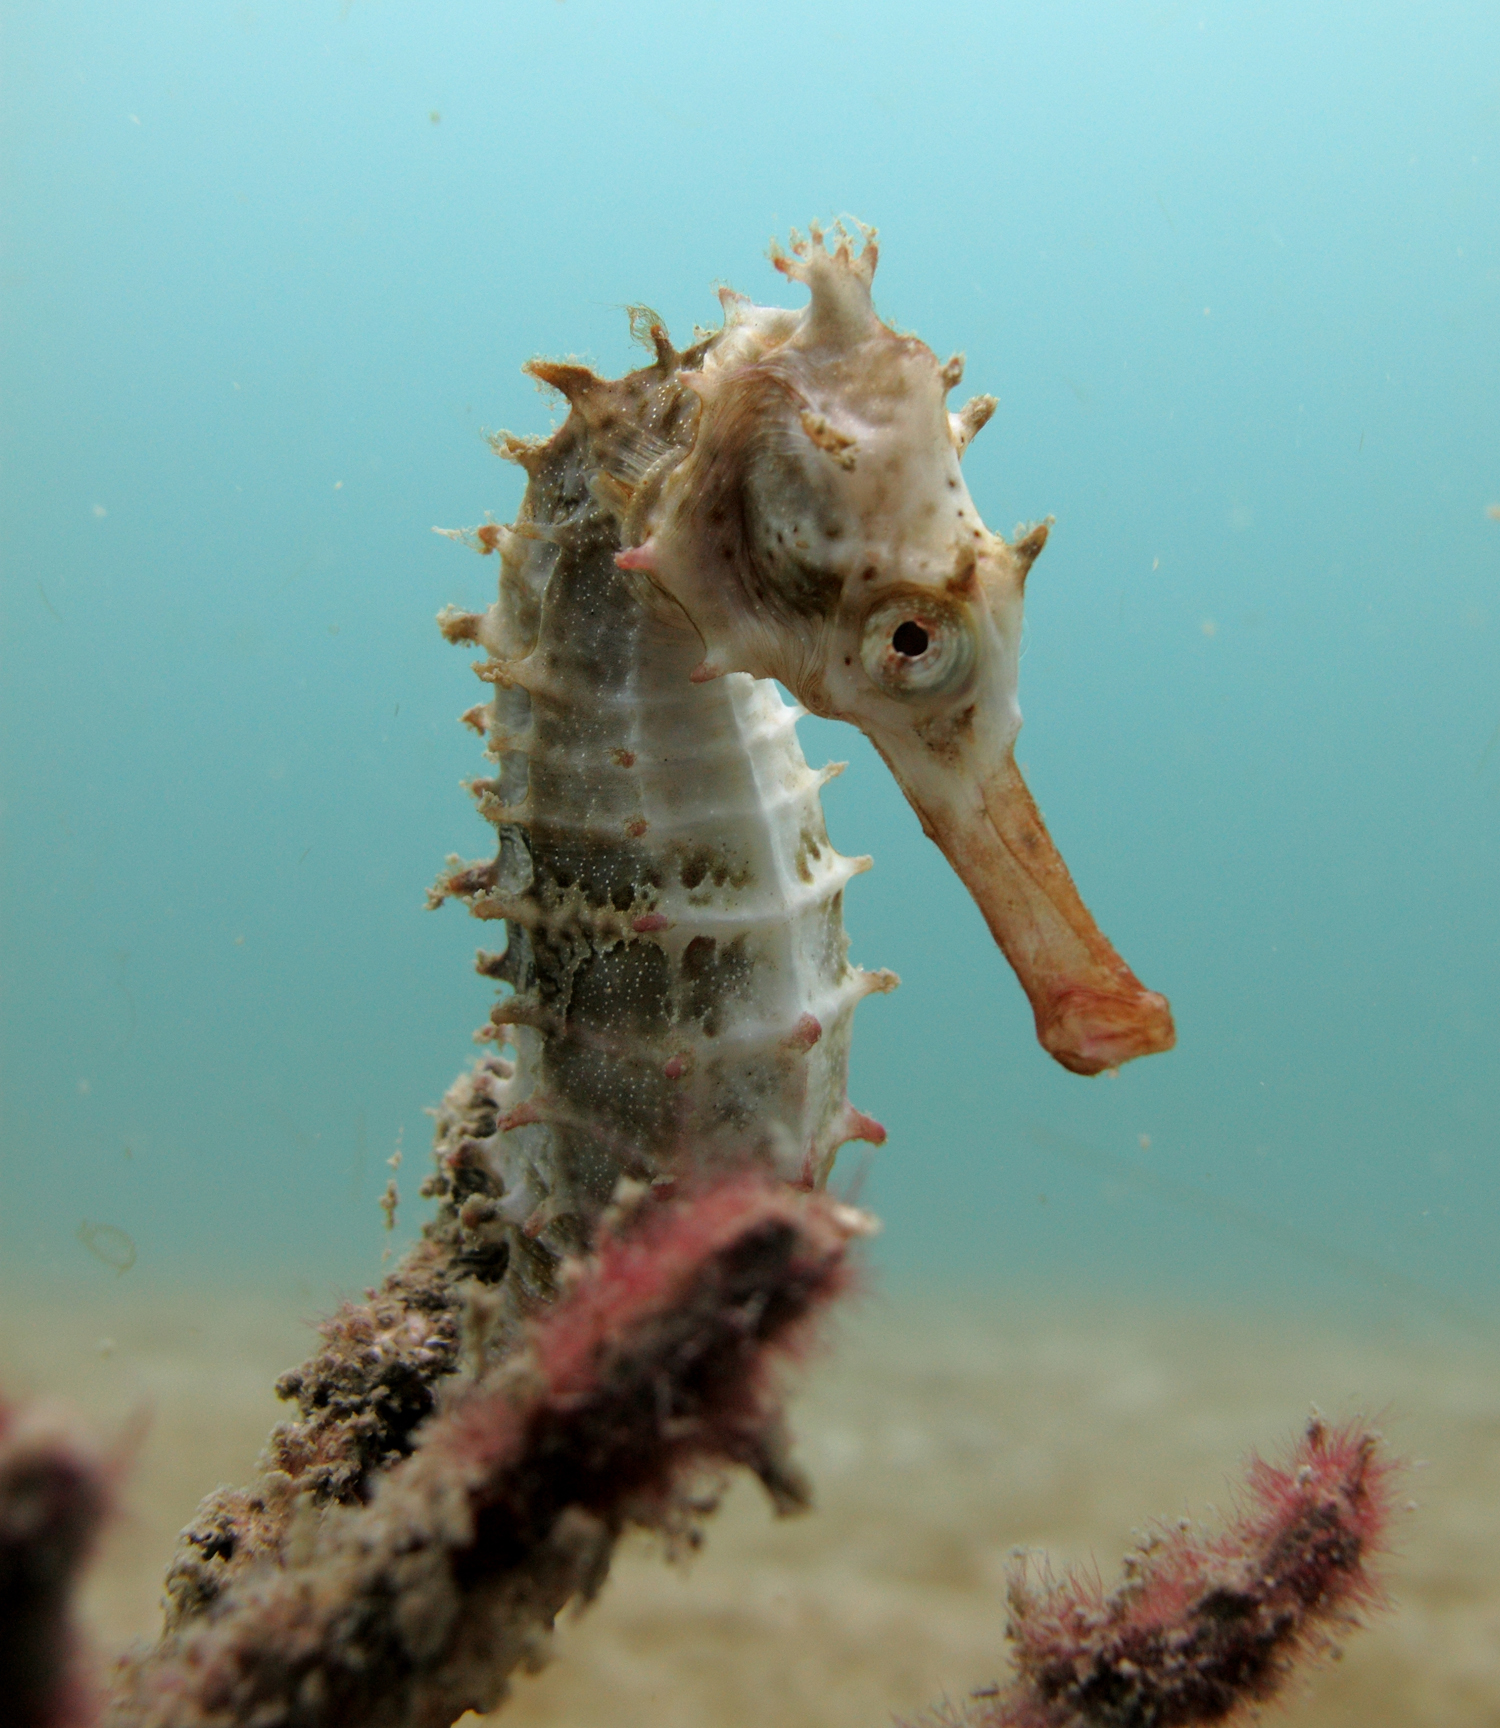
[3,1,1497,1330]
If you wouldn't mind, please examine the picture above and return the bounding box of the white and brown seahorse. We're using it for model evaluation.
[120,239,1400,1728]
[430,223,1174,1315]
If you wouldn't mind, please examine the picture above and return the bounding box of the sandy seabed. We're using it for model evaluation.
[4,1280,1498,1728]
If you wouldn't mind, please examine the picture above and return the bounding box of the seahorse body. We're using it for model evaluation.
[431,315,895,1310]
[434,224,1173,1314]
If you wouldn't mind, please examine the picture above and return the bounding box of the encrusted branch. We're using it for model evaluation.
[153,1063,519,1636]
[0,1397,112,1728]
[1,1358,1397,1728]
[910,1418,1396,1728]
[104,1173,867,1728]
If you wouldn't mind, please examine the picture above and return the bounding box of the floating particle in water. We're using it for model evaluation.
[77,1220,136,1275]
[1486,503,1500,520]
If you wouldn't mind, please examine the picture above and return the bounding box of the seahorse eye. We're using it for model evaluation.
[860,596,976,697]
[891,620,930,657]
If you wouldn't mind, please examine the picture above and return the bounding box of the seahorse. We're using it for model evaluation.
[112,238,1379,1728]
[428,222,1173,1324]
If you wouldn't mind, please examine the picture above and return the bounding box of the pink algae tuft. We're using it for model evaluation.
[916,1418,1398,1728]
[0,1398,113,1728]
[533,1170,857,1411]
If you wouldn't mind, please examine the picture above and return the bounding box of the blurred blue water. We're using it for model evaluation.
[3,0,1497,1329]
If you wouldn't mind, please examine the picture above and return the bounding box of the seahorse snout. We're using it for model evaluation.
[883,747,1176,1076]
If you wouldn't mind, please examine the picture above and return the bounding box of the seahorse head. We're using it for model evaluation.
[618,224,1174,1076]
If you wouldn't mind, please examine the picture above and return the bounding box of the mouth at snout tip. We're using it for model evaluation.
[1034,985,1177,1077]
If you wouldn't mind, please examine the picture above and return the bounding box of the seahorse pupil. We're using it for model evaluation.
[892,620,929,657]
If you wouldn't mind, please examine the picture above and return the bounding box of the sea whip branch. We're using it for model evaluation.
[104,1173,867,1728]
[0,1293,1397,1728]
[911,1418,1396,1728]
[1,1397,113,1728]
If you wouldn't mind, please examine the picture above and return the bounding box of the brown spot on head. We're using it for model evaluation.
[476,523,502,554]
[914,702,977,767]
[611,748,637,768]
[947,545,978,597]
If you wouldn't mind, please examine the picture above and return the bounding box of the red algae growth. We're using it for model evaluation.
[0,1397,113,1728]
[915,1420,1396,1728]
